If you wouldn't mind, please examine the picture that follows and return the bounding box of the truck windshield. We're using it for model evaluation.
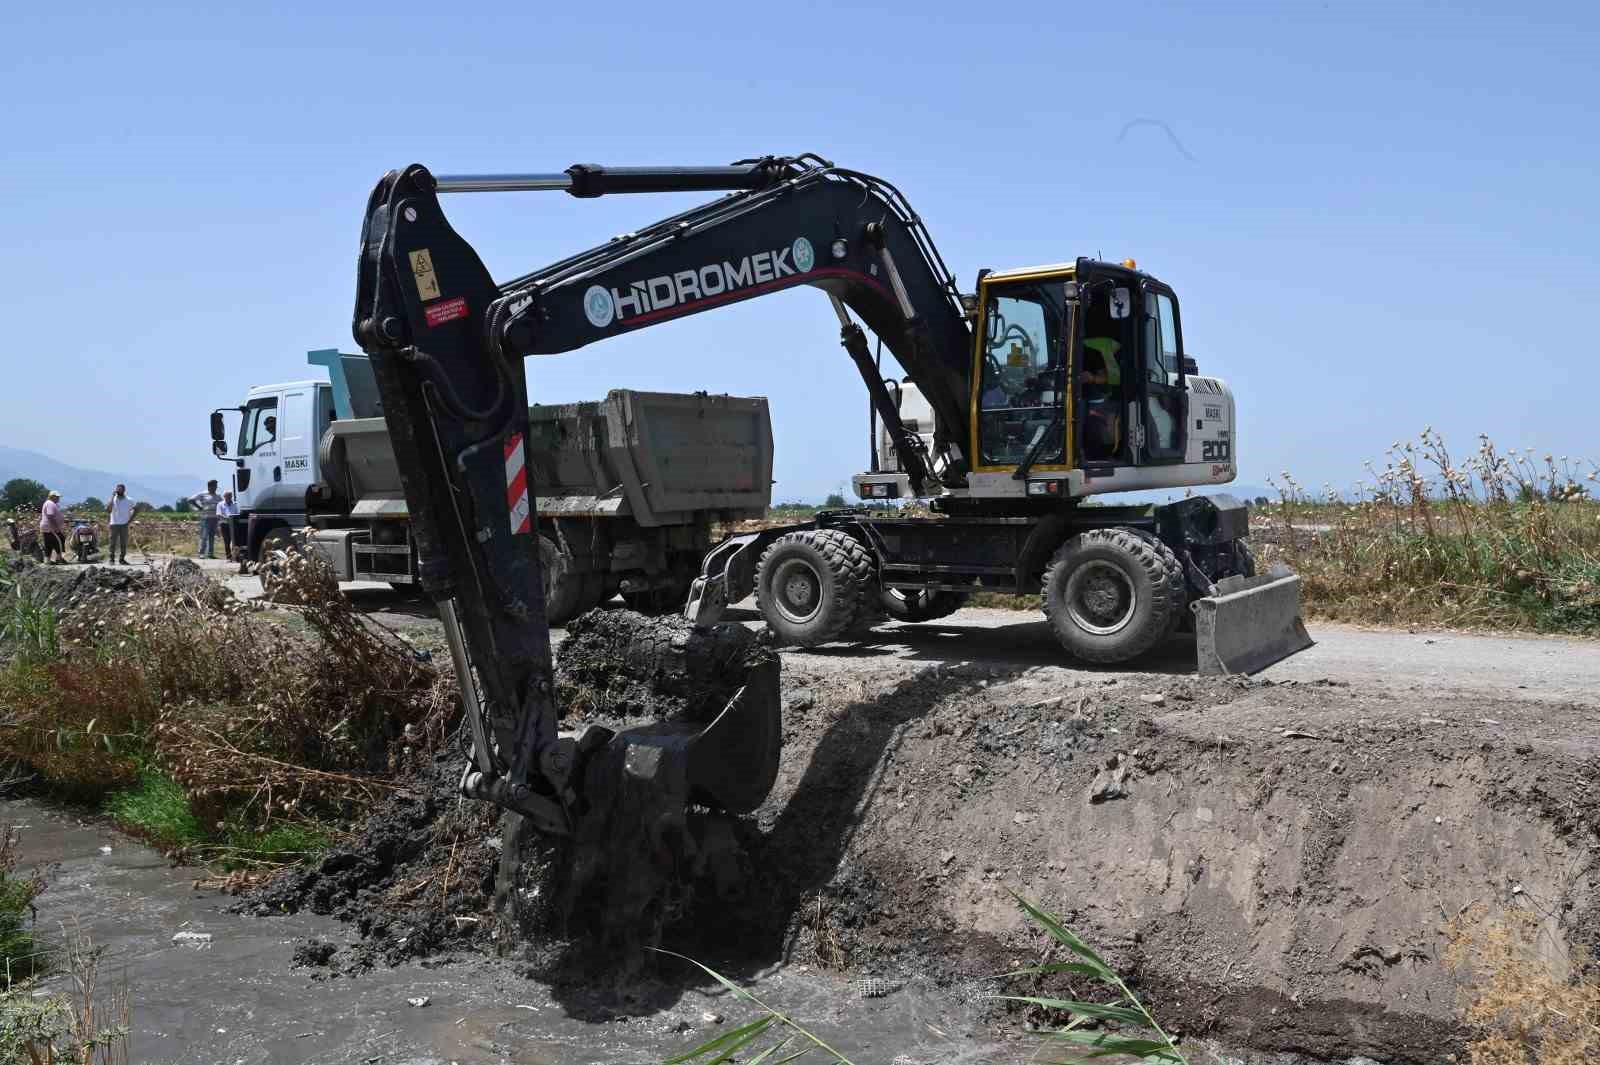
[238,397,279,455]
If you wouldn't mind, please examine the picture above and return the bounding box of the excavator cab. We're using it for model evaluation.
[964,260,1228,501]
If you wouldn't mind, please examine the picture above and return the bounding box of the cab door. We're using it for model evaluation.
[969,273,1072,474]
[1138,284,1187,463]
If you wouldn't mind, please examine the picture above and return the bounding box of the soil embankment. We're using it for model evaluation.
[760,650,1597,1060]
[250,605,1599,1062]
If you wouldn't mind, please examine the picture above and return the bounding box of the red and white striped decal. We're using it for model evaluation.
[504,432,531,535]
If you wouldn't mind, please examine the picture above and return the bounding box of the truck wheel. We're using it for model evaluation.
[257,528,297,598]
[540,535,586,626]
[879,588,966,623]
[755,530,872,646]
[1041,528,1184,665]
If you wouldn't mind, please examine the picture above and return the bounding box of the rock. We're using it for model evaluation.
[172,931,213,948]
[1089,753,1130,803]
[1380,945,1402,965]
[938,849,956,866]
[699,1010,723,1025]
[406,995,431,1008]
[1139,693,1166,706]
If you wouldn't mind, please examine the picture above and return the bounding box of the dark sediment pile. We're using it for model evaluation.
[247,609,777,976]
[244,746,500,972]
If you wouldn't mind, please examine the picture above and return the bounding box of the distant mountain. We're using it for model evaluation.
[0,443,210,507]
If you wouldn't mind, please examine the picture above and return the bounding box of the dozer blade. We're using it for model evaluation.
[1192,563,1314,675]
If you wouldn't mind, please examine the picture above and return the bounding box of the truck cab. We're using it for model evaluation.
[210,377,337,558]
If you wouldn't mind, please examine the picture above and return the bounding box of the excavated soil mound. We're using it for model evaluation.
[16,560,153,609]
[555,609,775,725]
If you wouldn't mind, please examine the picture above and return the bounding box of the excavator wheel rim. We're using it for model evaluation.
[770,557,824,624]
[1064,560,1137,636]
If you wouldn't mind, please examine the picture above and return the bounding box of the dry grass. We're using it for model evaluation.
[1,550,455,854]
[2,510,201,559]
[125,554,451,828]
[1267,432,1600,632]
[1446,907,1600,1064]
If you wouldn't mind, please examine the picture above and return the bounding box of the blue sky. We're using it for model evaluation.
[2,0,1595,501]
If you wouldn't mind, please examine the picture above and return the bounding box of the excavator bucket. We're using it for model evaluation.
[497,611,783,950]
[1191,563,1314,675]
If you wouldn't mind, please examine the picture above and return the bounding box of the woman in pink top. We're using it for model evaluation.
[39,490,68,564]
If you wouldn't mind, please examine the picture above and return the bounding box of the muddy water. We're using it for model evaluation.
[4,799,1008,1065]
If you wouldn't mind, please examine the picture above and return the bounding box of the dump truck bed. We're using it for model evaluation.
[321,390,773,526]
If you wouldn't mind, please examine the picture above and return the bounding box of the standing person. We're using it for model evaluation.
[106,484,134,565]
[216,490,239,560]
[188,480,222,559]
[38,491,67,564]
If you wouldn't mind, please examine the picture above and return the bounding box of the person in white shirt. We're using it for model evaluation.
[107,484,134,565]
[216,491,240,560]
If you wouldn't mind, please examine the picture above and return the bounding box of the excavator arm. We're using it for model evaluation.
[352,155,972,835]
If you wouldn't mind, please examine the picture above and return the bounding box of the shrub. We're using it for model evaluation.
[0,659,154,800]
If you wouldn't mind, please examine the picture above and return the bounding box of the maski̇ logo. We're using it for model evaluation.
[583,285,615,328]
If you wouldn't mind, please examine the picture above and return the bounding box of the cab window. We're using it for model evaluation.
[237,397,279,455]
[1142,291,1182,381]
[976,282,1066,467]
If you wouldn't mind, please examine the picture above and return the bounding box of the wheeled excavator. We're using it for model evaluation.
[350,154,1310,886]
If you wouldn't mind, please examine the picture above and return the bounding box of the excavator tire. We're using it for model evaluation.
[539,534,587,626]
[878,587,966,623]
[1041,527,1185,664]
[755,529,872,646]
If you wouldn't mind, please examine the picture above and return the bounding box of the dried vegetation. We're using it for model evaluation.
[0,548,456,868]
[1447,907,1600,1065]
[1267,431,1600,632]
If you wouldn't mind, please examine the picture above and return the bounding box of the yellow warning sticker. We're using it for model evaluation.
[409,249,441,301]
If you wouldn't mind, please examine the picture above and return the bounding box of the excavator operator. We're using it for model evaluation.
[1081,315,1124,461]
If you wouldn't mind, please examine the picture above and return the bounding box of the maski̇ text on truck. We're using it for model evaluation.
[208,349,772,621]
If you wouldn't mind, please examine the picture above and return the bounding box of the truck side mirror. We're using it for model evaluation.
[210,411,226,442]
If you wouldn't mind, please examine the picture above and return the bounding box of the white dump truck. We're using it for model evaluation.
[210,349,773,621]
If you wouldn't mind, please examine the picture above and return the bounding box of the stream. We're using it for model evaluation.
[3,799,1010,1065]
